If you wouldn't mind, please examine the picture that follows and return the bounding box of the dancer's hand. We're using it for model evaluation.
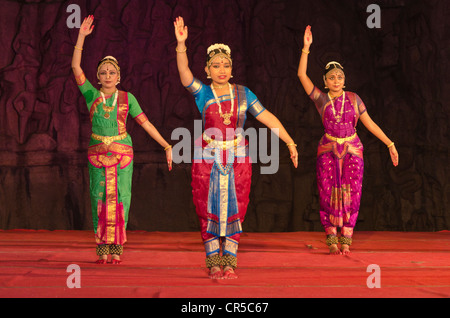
[389,145,399,167]
[166,146,173,171]
[304,25,312,48]
[288,145,299,168]
[174,16,188,43]
[79,15,95,37]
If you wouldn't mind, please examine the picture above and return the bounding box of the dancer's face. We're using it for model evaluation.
[324,69,345,94]
[206,57,232,86]
[98,63,120,91]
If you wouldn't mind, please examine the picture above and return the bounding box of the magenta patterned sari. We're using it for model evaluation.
[309,86,367,240]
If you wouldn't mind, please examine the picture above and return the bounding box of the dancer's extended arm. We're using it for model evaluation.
[256,110,298,168]
[359,113,399,166]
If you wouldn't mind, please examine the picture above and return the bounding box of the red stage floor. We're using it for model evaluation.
[0,230,449,299]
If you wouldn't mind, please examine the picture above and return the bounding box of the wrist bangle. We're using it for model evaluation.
[74,46,83,51]
[286,143,297,147]
[176,47,187,53]
[301,49,309,54]
[387,142,394,148]
[164,145,172,151]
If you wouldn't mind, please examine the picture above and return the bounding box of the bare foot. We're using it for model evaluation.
[329,244,341,255]
[111,254,121,264]
[95,255,108,264]
[222,266,238,279]
[209,266,223,279]
[341,244,351,255]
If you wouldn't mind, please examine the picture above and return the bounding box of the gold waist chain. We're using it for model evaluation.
[203,133,243,150]
[324,132,357,145]
[91,132,127,145]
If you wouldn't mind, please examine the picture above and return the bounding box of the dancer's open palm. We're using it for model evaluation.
[174,16,188,42]
[304,25,313,47]
[80,15,95,37]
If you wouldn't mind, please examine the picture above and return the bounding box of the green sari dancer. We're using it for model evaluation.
[71,16,172,264]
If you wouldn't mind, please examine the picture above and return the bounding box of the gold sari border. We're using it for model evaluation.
[117,91,128,135]
[88,142,134,169]
[75,72,86,86]
[134,112,149,126]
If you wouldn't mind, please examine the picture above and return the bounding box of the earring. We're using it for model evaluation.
[324,85,328,89]
[230,75,233,78]
[207,74,211,79]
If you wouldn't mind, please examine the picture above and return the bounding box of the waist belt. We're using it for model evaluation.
[325,132,357,145]
[203,133,243,150]
[91,132,127,145]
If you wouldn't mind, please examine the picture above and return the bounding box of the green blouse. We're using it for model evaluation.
[76,73,148,147]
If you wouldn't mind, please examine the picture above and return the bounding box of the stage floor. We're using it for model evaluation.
[0,230,449,299]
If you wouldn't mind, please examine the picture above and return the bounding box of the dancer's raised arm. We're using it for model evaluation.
[174,16,193,87]
[71,15,95,77]
[297,25,314,95]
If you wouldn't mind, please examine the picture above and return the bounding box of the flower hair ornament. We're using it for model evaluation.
[206,43,232,67]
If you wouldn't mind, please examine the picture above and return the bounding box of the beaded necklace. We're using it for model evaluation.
[100,90,118,119]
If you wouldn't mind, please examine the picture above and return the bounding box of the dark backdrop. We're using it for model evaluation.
[0,0,448,233]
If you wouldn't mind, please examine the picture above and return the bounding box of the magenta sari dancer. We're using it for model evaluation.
[309,86,367,241]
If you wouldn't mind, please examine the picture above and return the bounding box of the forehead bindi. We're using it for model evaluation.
[99,63,117,72]
[326,70,344,78]
[211,58,231,66]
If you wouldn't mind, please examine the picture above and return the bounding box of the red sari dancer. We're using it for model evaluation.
[174,17,298,279]
[297,26,399,255]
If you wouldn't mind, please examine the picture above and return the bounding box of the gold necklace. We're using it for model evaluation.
[211,83,234,125]
[329,91,344,99]
[328,91,345,123]
[100,90,118,119]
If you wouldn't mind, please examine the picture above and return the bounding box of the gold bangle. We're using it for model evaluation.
[74,46,83,51]
[301,49,309,54]
[387,142,395,148]
[164,145,172,151]
[286,143,297,147]
[175,46,187,53]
